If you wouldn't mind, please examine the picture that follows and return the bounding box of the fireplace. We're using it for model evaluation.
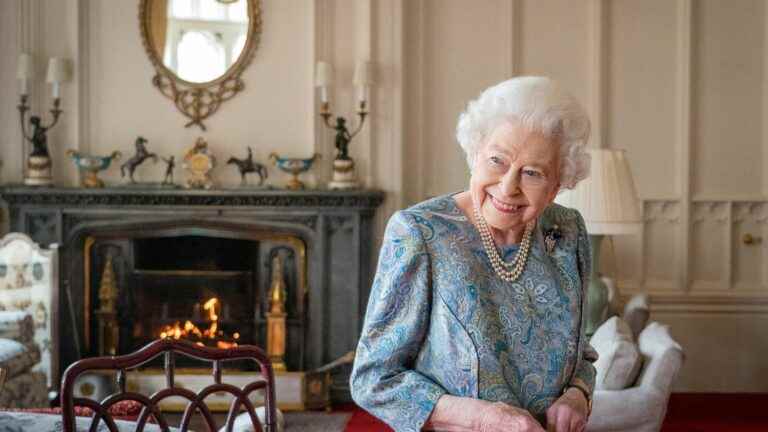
[0,187,383,403]
[85,225,307,373]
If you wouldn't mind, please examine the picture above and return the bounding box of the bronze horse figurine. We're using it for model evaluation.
[227,147,268,186]
[120,136,158,183]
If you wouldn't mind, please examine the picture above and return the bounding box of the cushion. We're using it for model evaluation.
[219,407,285,432]
[2,400,151,422]
[590,316,643,390]
[0,340,40,379]
[0,312,34,344]
[622,294,650,341]
[0,411,182,432]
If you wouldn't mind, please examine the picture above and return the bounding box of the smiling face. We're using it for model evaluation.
[470,121,561,241]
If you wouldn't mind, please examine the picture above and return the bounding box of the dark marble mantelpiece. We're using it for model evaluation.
[0,186,385,209]
[0,186,384,401]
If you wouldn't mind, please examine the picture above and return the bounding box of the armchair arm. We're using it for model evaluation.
[588,387,668,432]
[0,312,35,344]
[636,322,684,393]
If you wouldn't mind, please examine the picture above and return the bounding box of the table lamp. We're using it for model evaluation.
[556,148,642,336]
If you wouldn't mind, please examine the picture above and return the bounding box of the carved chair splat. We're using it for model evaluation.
[60,338,277,432]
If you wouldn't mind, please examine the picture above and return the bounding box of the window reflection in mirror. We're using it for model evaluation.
[150,0,249,84]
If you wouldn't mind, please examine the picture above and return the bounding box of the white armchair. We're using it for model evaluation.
[587,292,684,432]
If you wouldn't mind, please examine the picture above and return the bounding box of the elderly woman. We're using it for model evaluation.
[350,77,597,432]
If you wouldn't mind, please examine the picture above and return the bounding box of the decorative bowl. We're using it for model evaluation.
[269,153,321,190]
[67,150,121,188]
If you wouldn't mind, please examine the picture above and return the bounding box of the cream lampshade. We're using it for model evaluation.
[556,148,642,234]
[352,60,372,86]
[353,60,373,106]
[556,148,642,336]
[46,57,70,99]
[314,61,333,103]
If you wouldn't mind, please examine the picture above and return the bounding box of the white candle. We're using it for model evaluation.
[320,86,328,103]
[20,79,28,96]
[52,82,60,99]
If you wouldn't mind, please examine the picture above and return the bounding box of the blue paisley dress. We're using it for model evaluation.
[351,194,597,431]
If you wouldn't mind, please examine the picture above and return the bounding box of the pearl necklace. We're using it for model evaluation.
[473,205,534,282]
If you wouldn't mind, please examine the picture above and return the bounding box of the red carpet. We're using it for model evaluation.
[661,393,768,432]
[342,393,768,431]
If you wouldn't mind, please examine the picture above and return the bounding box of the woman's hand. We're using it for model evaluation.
[545,388,589,432]
[477,401,546,432]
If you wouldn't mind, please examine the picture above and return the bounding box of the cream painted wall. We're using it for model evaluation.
[0,0,406,226]
[403,0,768,392]
[2,0,767,392]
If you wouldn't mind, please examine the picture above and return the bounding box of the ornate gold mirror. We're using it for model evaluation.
[139,0,261,130]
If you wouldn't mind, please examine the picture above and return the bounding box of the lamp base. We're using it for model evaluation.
[585,234,609,337]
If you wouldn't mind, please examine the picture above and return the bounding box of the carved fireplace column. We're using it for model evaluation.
[96,253,119,356]
[267,255,288,372]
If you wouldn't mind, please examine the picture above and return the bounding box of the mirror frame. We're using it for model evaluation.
[138,0,262,130]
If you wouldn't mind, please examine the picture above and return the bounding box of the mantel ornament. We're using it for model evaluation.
[227,147,268,187]
[17,55,70,186]
[183,137,216,189]
[120,136,158,184]
[315,61,373,190]
[269,153,321,190]
[138,0,262,130]
[67,150,122,189]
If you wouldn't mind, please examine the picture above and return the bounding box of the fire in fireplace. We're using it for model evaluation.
[157,297,241,349]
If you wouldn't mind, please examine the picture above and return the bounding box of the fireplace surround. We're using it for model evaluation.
[0,186,384,402]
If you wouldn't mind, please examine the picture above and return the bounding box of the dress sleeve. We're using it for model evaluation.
[569,210,598,394]
[350,210,447,432]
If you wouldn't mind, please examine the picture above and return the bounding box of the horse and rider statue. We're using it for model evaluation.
[121,136,158,183]
[227,147,268,186]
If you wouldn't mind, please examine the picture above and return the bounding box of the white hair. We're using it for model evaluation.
[456,76,591,189]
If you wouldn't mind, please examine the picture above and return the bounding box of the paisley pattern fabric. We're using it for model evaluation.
[351,194,597,431]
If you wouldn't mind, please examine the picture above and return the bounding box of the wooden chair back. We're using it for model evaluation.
[60,338,277,432]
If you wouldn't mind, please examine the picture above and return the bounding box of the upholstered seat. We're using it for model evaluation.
[587,286,684,432]
[0,312,47,408]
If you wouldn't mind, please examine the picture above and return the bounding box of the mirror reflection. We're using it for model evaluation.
[149,0,250,83]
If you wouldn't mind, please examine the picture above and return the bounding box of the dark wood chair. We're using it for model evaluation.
[60,338,277,432]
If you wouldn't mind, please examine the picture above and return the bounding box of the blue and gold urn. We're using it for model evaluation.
[67,149,121,188]
[269,153,321,190]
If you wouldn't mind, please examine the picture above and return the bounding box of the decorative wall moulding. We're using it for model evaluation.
[732,202,767,224]
[643,200,680,223]
[689,280,728,292]
[692,195,768,202]
[692,202,729,223]
[615,285,768,313]
[618,279,680,293]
